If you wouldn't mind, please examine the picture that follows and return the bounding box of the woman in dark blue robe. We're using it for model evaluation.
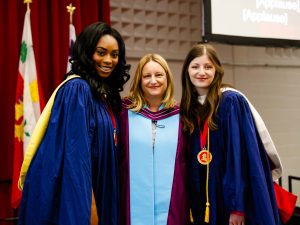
[180,44,281,225]
[17,22,130,225]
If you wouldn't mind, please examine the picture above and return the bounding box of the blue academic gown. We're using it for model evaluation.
[189,90,281,225]
[18,78,119,225]
[119,99,189,225]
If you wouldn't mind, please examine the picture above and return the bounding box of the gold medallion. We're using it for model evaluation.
[197,149,212,165]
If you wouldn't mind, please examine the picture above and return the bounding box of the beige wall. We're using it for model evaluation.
[112,0,300,204]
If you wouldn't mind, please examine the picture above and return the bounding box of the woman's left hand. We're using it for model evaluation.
[229,213,245,225]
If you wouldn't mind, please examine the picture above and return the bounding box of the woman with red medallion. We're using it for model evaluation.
[180,44,282,225]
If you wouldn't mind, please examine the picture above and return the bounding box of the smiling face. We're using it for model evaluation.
[188,54,216,96]
[141,60,168,104]
[92,34,119,78]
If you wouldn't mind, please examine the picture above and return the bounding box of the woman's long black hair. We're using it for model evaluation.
[68,22,131,112]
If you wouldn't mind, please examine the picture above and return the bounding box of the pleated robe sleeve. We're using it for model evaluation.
[222,92,281,224]
[18,79,96,225]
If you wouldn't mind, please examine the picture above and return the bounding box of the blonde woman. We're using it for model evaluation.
[119,53,189,225]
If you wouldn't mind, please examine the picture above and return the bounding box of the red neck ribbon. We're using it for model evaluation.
[105,101,117,146]
[198,117,209,150]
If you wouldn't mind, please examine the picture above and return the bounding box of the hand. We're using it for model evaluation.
[229,213,245,225]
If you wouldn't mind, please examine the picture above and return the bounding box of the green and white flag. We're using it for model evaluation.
[12,10,44,208]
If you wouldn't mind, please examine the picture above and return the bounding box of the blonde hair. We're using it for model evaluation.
[127,53,176,112]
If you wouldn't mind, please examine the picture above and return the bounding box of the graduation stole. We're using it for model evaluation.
[122,98,180,120]
[18,75,80,190]
[197,117,211,223]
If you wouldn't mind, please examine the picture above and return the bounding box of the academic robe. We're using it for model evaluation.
[189,90,281,225]
[18,78,120,225]
[119,99,189,225]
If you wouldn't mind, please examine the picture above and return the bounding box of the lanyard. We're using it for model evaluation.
[197,117,211,223]
[106,101,117,147]
[198,117,209,150]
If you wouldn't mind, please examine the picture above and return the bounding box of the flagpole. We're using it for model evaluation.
[24,0,32,12]
[66,3,77,73]
[67,3,76,24]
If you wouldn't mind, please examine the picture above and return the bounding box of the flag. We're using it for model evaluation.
[11,10,44,208]
[67,23,76,72]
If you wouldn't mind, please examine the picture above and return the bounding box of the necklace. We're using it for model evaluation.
[197,118,212,165]
[105,99,117,147]
[197,117,211,223]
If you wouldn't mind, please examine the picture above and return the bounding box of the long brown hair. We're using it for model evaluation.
[180,44,224,134]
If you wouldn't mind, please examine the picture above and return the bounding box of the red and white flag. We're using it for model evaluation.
[66,23,76,72]
[11,10,44,208]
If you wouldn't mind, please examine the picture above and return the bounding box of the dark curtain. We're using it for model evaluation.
[0,0,110,222]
